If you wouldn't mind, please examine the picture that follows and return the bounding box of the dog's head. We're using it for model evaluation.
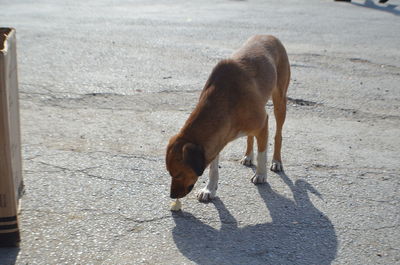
[166,136,206,198]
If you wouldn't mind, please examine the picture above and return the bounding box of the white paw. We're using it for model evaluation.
[240,154,254,167]
[251,174,267,184]
[270,160,283,172]
[197,188,216,202]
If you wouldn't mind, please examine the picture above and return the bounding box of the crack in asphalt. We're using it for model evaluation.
[20,207,400,232]
[291,53,400,72]
[20,89,400,123]
[20,208,173,226]
[32,160,154,185]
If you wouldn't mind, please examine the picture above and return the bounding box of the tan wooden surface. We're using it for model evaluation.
[0,28,22,247]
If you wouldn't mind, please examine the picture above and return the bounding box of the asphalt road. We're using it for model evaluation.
[1,0,399,264]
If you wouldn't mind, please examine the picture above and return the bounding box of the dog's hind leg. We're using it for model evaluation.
[271,82,288,172]
[197,154,219,202]
[240,136,254,166]
[251,115,269,184]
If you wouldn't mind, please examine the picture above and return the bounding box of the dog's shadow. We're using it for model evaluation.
[172,172,337,265]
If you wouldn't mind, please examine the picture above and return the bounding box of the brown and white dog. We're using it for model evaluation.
[166,35,290,202]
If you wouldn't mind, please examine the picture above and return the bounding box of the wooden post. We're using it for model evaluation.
[0,28,23,247]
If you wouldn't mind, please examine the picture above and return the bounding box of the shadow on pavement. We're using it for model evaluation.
[351,0,400,16]
[172,172,337,265]
[0,247,19,265]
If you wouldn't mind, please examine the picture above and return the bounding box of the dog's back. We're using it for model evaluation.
[232,34,290,102]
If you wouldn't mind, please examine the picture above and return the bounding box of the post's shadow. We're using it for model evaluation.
[172,171,337,265]
[0,247,19,265]
[351,0,400,16]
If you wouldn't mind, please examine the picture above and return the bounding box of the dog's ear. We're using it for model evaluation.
[182,143,205,176]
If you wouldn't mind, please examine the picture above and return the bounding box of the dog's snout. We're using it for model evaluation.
[170,192,178,199]
[188,184,194,192]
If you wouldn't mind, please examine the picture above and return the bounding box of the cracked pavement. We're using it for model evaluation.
[1,0,400,264]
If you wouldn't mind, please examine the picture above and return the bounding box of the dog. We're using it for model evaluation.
[166,35,290,201]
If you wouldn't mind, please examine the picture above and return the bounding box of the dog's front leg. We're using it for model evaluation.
[197,154,219,202]
[252,149,267,184]
[251,117,269,184]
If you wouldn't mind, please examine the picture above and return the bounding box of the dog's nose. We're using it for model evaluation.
[188,184,194,193]
[170,191,178,199]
